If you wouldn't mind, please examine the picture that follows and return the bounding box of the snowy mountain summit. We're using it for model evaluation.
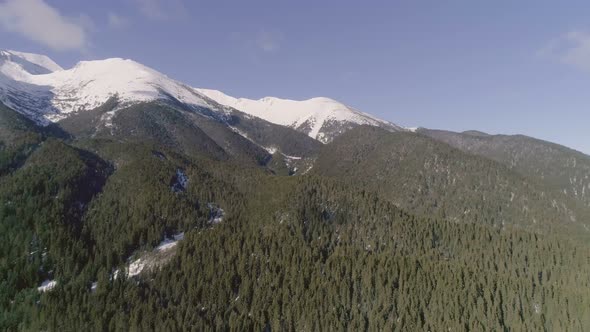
[0,50,404,142]
[0,50,214,125]
[0,50,63,74]
[197,89,404,143]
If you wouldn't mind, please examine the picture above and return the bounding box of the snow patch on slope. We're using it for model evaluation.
[156,232,185,251]
[37,279,57,292]
[207,203,224,224]
[125,231,185,278]
[265,146,278,154]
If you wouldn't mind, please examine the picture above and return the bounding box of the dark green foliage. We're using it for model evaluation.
[108,102,230,161]
[226,111,321,158]
[57,97,118,138]
[80,141,249,270]
[182,109,271,166]
[421,128,590,208]
[14,176,590,331]
[0,103,44,175]
[57,100,320,169]
[1,105,589,331]
[266,152,291,176]
[0,139,111,330]
[313,126,590,237]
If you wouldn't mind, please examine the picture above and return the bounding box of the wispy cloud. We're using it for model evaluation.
[108,12,130,29]
[231,28,285,60]
[255,30,284,53]
[540,29,590,72]
[0,0,89,51]
[131,0,186,21]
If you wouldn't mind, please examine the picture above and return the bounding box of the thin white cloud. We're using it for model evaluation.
[540,30,590,72]
[108,12,130,29]
[131,0,186,21]
[231,28,285,57]
[256,30,283,53]
[229,28,285,64]
[0,0,88,51]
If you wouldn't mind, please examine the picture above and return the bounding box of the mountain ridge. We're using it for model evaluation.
[2,49,590,331]
[419,128,590,208]
[0,50,402,143]
[197,88,405,143]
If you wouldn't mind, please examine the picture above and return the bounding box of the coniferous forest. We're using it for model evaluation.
[1,101,590,331]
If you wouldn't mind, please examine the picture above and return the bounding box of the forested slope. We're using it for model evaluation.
[0,105,589,331]
[420,128,590,208]
[313,126,590,237]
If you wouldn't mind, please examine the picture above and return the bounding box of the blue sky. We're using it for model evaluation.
[1,0,590,154]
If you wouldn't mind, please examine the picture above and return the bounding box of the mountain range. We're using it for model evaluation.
[1,49,590,330]
[0,49,404,143]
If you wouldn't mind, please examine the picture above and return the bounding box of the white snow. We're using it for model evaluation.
[208,203,225,224]
[211,214,224,224]
[1,50,62,74]
[156,232,185,251]
[0,50,221,124]
[265,146,278,154]
[6,50,63,72]
[197,88,404,142]
[91,282,98,292]
[283,154,302,160]
[37,279,57,292]
[127,258,145,277]
[230,126,280,156]
[1,49,405,140]
[125,231,185,277]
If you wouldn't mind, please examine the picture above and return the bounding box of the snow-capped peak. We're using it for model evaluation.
[0,52,215,124]
[0,49,63,74]
[41,57,212,120]
[1,50,406,142]
[197,88,404,143]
